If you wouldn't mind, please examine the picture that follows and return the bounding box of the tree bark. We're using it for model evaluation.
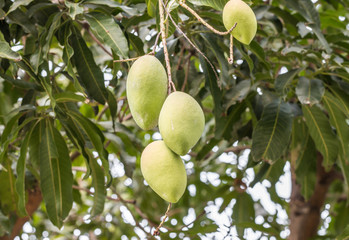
[0,185,42,240]
[289,153,341,240]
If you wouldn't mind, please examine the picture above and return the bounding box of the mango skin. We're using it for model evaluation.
[159,91,205,156]
[126,55,167,130]
[141,141,187,203]
[223,0,257,45]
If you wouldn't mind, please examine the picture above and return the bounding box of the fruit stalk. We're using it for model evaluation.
[153,203,172,236]
[159,0,176,93]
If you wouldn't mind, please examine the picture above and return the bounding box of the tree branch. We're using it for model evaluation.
[289,153,342,240]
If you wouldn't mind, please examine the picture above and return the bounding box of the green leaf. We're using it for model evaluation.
[0,161,18,214]
[69,25,108,104]
[146,0,157,17]
[275,68,302,95]
[323,92,349,161]
[15,120,38,216]
[38,119,73,228]
[65,1,84,20]
[68,111,110,185]
[86,149,106,216]
[54,92,85,103]
[82,0,140,16]
[234,41,254,72]
[6,9,38,38]
[7,0,34,14]
[292,117,317,200]
[302,105,339,170]
[187,0,229,10]
[296,77,325,104]
[336,225,349,240]
[233,192,255,237]
[252,99,293,162]
[84,12,128,58]
[107,89,117,127]
[330,86,349,118]
[0,41,22,61]
[0,72,42,91]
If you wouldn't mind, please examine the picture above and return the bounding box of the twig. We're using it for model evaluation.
[96,104,109,121]
[162,0,220,86]
[228,32,234,64]
[178,0,237,36]
[159,0,176,93]
[181,55,191,91]
[153,203,172,236]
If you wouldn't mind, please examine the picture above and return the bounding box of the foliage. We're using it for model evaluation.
[0,0,349,239]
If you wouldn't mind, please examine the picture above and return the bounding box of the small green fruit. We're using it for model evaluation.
[223,0,257,45]
[159,91,205,156]
[141,141,187,203]
[126,55,167,130]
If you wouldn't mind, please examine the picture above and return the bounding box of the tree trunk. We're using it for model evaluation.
[290,153,341,240]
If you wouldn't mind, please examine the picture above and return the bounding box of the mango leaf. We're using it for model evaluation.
[233,192,255,237]
[275,68,302,95]
[336,225,349,240]
[65,1,84,20]
[187,0,229,10]
[6,9,38,38]
[0,41,22,61]
[82,0,140,16]
[84,12,128,58]
[7,0,34,14]
[69,25,108,104]
[252,99,293,162]
[296,77,324,104]
[0,162,18,214]
[330,86,349,118]
[68,111,111,185]
[15,120,38,216]
[302,105,339,170]
[86,149,106,216]
[146,0,157,17]
[323,92,349,161]
[54,92,85,103]
[37,119,73,228]
[107,89,117,128]
[292,118,317,200]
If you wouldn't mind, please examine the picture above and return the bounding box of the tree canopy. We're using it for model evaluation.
[0,0,349,239]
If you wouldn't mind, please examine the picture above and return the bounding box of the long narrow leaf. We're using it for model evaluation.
[302,105,339,169]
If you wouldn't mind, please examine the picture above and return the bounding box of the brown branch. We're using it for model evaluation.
[289,153,342,240]
[0,185,43,240]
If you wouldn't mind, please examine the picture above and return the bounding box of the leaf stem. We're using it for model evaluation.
[178,0,237,35]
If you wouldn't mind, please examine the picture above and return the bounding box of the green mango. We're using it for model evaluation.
[223,0,257,45]
[159,91,205,156]
[126,55,168,130]
[141,141,187,203]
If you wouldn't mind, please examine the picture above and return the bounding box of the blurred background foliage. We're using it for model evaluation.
[0,0,349,239]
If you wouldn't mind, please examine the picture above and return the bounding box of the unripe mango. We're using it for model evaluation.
[223,0,257,45]
[126,55,167,130]
[159,91,205,156]
[141,141,187,203]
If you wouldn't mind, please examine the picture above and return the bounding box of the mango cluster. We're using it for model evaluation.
[126,55,205,203]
